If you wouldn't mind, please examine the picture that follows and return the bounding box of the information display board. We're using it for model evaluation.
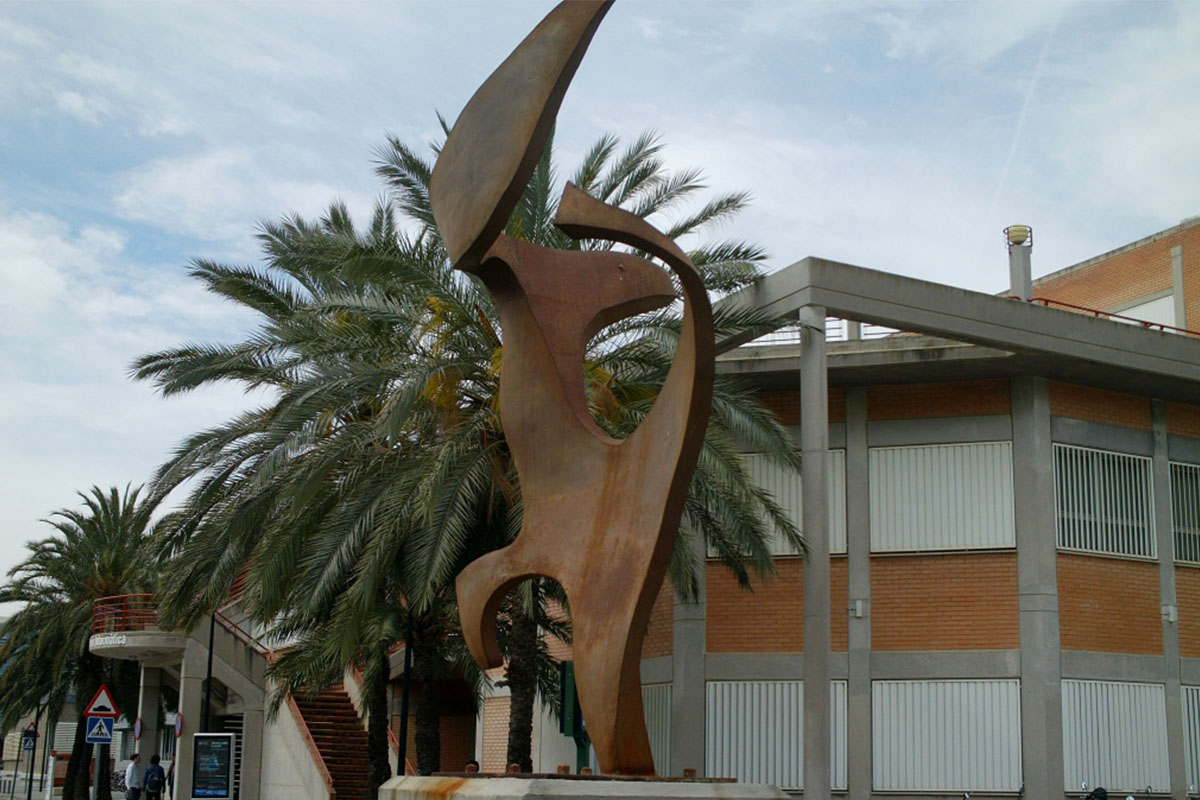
[191,733,235,799]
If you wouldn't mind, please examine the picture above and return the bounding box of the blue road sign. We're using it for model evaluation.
[20,735,34,752]
[84,716,113,745]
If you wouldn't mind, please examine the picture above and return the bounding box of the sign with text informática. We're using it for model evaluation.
[191,732,235,799]
[83,685,119,718]
[84,717,113,745]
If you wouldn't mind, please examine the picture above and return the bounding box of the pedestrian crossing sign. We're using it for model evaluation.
[85,717,114,744]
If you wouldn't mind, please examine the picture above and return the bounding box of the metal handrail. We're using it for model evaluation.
[1030,296,1200,337]
[92,594,158,634]
[285,695,337,797]
[212,610,272,659]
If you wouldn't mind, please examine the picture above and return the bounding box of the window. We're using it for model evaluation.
[1062,679,1169,792]
[641,684,671,776]
[1114,294,1176,329]
[741,450,846,555]
[1172,462,1200,564]
[872,679,1021,792]
[1054,444,1155,558]
[705,680,847,790]
[869,442,1015,552]
[1184,686,1200,791]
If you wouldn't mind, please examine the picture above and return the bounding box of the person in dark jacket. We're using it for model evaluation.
[143,754,167,800]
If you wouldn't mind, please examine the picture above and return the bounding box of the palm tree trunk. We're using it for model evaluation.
[97,744,112,800]
[505,607,538,773]
[365,646,393,799]
[62,718,92,800]
[413,638,440,775]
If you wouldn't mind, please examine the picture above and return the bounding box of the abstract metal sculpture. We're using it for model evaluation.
[430,1,714,775]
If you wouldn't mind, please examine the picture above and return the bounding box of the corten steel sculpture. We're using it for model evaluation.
[430,1,714,775]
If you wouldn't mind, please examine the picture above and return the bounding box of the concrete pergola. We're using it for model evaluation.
[669,257,1200,799]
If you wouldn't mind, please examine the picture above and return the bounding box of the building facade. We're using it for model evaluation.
[638,216,1200,798]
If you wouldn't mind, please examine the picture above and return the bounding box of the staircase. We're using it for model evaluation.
[293,688,371,800]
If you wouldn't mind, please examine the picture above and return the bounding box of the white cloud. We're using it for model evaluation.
[0,209,266,588]
[112,148,374,255]
[54,89,109,123]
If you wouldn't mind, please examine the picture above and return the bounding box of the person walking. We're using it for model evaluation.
[124,753,143,800]
[143,754,166,800]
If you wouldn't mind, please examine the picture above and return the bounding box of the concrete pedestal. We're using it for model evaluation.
[379,776,789,800]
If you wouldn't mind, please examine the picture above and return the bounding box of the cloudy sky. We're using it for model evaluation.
[1,1,1198,591]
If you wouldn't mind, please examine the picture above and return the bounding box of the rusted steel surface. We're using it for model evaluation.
[430,1,613,271]
[430,2,714,776]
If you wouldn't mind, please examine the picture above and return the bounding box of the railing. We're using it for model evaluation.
[285,696,336,798]
[213,609,272,659]
[746,318,901,346]
[92,593,158,634]
[1030,296,1200,337]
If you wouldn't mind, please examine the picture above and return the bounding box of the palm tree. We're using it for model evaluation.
[132,128,801,779]
[0,486,158,800]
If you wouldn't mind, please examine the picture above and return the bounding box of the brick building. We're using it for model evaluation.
[632,215,1200,798]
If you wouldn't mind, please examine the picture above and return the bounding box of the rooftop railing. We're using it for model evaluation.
[92,594,157,634]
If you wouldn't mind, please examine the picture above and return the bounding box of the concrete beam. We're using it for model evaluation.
[1011,377,1065,800]
[800,304,831,799]
[844,387,871,800]
[136,666,161,764]
[1154,400,1187,800]
[716,258,1200,384]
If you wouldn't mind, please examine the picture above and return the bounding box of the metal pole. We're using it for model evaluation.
[26,706,42,800]
[203,613,216,733]
[26,705,43,800]
[37,711,51,794]
[397,609,413,775]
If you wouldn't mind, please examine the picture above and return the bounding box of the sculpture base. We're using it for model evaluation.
[378,775,789,800]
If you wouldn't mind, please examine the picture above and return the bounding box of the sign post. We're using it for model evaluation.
[84,685,119,800]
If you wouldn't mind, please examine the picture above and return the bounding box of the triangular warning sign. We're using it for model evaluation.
[87,718,112,742]
[84,685,119,718]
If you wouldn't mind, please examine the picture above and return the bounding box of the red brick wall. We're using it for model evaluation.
[867,379,1011,420]
[1034,221,1200,326]
[1036,244,1172,313]
[1168,402,1200,438]
[1177,566,1200,658]
[705,558,848,652]
[1049,381,1152,430]
[1057,553,1161,653]
[643,581,674,657]
[870,552,1018,650]
[395,715,471,772]
[480,696,510,772]
[757,387,845,424]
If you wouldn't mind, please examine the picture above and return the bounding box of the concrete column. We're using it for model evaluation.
[136,667,161,763]
[670,530,707,777]
[1009,244,1032,301]
[239,704,264,800]
[175,637,209,799]
[1011,377,1065,798]
[844,387,871,800]
[801,304,831,798]
[1153,400,1187,798]
[1172,245,1186,330]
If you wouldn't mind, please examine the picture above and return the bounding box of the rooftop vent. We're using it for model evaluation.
[1004,224,1032,300]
